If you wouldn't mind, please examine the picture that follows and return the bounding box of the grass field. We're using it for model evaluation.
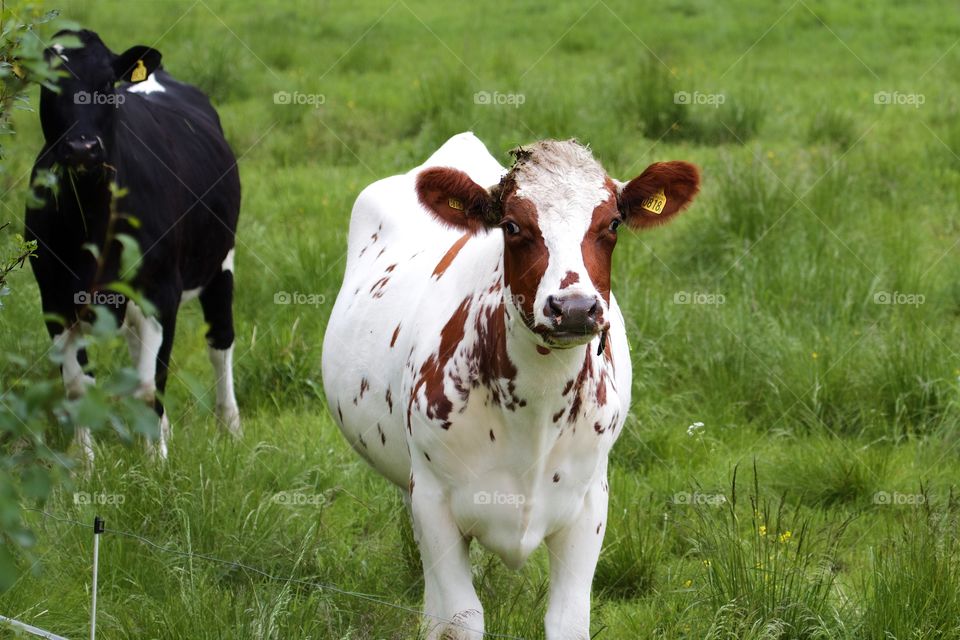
[2,0,960,637]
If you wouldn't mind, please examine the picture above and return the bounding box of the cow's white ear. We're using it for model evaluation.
[619,161,700,229]
[416,167,498,233]
[113,46,162,83]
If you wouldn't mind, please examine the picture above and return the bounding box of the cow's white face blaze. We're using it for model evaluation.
[416,139,700,349]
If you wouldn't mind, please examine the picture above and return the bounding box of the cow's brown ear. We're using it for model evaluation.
[619,161,700,229]
[416,167,497,233]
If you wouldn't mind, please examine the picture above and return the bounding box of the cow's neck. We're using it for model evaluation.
[59,168,113,237]
[476,290,601,422]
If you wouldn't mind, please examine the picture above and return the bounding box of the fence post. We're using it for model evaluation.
[90,516,103,640]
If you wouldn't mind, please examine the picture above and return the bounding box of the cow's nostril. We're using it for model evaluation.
[546,295,563,319]
[588,300,599,318]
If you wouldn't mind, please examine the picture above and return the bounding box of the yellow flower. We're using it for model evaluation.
[759,525,767,537]
[702,559,711,567]
[811,352,819,359]
[779,530,792,544]
[684,579,693,588]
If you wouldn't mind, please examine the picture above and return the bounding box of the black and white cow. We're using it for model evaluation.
[25,29,242,460]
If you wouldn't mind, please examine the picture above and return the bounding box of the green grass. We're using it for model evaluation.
[2,0,960,637]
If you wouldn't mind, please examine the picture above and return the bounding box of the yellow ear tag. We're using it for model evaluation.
[640,188,667,215]
[448,197,464,211]
[131,59,148,82]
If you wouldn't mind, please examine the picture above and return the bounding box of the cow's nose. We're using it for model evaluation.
[63,137,103,165]
[544,294,601,334]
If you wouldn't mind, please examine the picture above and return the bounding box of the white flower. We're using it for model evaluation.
[686,421,705,436]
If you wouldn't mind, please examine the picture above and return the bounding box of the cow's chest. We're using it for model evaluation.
[406,362,623,568]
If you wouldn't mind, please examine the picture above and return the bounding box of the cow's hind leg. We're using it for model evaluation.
[199,260,240,436]
[127,299,175,459]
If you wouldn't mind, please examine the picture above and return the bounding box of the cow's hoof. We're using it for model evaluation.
[145,413,170,461]
[217,404,242,437]
[427,608,483,640]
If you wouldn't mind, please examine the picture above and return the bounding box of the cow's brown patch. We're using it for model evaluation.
[359,378,369,398]
[409,297,472,430]
[559,271,579,289]
[536,345,551,355]
[489,429,495,442]
[370,276,390,298]
[432,233,471,279]
[469,300,522,410]
[553,472,560,483]
[390,324,401,347]
[500,190,548,325]
[568,350,594,423]
[580,181,620,305]
[385,388,393,413]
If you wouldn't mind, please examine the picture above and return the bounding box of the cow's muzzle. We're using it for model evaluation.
[61,136,104,168]
[540,293,605,346]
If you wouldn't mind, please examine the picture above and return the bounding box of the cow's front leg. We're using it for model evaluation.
[544,477,609,640]
[409,479,484,640]
[53,324,95,465]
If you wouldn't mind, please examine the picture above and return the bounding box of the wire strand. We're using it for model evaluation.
[22,507,525,640]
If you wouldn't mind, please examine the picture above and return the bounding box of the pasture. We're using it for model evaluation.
[1,0,960,637]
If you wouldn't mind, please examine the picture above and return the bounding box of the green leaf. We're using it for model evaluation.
[114,233,142,279]
[19,467,51,501]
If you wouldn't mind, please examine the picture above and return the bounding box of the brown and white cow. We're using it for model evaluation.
[322,132,699,639]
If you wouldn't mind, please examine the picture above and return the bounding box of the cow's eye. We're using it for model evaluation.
[609,218,623,233]
[502,220,521,236]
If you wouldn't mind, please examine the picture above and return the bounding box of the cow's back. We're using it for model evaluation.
[322,133,506,487]
[113,72,240,290]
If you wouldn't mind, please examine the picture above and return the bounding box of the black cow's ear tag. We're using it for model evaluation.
[131,59,148,82]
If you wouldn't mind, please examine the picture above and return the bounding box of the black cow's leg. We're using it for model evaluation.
[130,294,176,459]
[50,321,96,464]
[151,304,178,458]
[199,259,240,436]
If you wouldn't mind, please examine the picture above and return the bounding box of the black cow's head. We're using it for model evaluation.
[41,29,161,169]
